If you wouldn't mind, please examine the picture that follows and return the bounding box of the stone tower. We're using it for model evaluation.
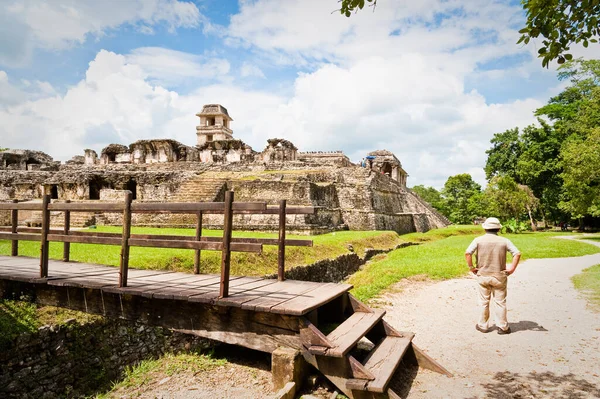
[196,104,234,146]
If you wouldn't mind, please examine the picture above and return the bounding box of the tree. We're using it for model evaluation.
[441,174,482,224]
[484,127,522,181]
[339,0,376,17]
[484,60,600,225]
[485,176,539,230]
[410,185,446,214]
[558,84,600,224]
[518,0,600,67]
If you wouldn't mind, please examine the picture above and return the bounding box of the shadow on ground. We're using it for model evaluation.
[510,320,548,333]
[387,358,420,398]
[467,370,600,399]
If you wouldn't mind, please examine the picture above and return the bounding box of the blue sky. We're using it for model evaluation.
[1,0,599,188]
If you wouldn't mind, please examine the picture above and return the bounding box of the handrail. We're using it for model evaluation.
[0,192,314,296]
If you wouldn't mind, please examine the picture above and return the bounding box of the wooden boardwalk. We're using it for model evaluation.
[0,255,350,316]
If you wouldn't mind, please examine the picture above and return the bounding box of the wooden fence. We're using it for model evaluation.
[0,191,314,297]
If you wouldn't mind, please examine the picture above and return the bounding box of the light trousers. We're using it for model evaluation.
[477,274,508,330]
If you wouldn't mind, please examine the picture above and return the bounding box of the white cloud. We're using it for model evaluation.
[0,52,545,189]
[240,62,266,79]
[4,0,591,190]
[126,47,230,87]
[0,0,203,67]
[0,50,280,160]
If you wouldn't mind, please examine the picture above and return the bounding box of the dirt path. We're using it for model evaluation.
[381,239,600,398]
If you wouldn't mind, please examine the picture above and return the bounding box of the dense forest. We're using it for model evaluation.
[412,59,600,230]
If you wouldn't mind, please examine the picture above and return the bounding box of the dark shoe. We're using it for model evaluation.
[475,325,490,333]
[497,327,511,335]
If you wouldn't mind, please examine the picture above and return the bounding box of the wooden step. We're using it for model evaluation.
[310,310,385,357]
[350,336,412,393]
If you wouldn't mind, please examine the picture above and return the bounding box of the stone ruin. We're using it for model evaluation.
[0,104,449,234]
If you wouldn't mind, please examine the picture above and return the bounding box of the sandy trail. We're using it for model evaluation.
[382,239,600,398]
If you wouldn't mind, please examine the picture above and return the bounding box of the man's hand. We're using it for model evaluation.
[470,268,478,275]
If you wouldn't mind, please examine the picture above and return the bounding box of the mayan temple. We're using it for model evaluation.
[0,104,449,233]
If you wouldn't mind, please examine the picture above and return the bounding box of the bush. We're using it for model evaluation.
[502,218,529,234]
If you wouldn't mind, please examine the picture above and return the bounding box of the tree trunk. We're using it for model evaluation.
[526,206,537,231]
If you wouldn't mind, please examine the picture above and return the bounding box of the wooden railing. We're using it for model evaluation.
[0,191,314,297]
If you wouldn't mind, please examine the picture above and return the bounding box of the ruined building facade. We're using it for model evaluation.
[0,104,449,233]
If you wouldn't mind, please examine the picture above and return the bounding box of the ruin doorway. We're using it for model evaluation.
[381,162,393,177]
[89,178,103,200]
[25,158,41,170]
[50,185,58,199]
[126,179,137,200]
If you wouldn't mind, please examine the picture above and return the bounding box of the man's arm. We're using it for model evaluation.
[465,238,478,274]
[465,253,478,274]
[505,253,521,275]
[505,239,521,275]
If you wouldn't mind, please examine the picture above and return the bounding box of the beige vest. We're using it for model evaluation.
[475,234,509,276]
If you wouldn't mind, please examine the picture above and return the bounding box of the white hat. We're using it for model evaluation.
[482,217,502,230]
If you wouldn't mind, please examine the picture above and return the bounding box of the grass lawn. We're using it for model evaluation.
[0,227,402,276]
[96,350,227,399]
[0,300,100,350]
[349,230,600,301]
[572,264,600,311]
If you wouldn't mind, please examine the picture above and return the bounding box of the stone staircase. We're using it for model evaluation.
[301,293,450,398]
[172,176,228,202]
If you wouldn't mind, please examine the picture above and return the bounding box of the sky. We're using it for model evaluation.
[1,0,599,189]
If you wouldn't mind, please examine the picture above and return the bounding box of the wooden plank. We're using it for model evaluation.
[194,211,202,274]
[119,192,133,287]
[150,274,223,300]
[409,343,452,377]
[11,199,18,256]
[299,317,332,348]
[48,202,124,212]
[214,279,281,307]
[263,206,315,215]
[127,238,262,253]
[0,232,41,241]
[187,276,265,303]
[240,280,320,313]
[219,191,234,298]
[47,234,122,245]
[62,199,71,262]
[0,203,43,211]
[130,201,266,213]
[321,310,385,357]
[270,283,353,316]
[277,199,286,281]
[0,256,39,266]
[39,195,50,278]
[101,272,189,296]
[151,275,247,301]
[363,336,411,393]
[128,237,220,250]
[47,274,119,289]
[4,229,310,248]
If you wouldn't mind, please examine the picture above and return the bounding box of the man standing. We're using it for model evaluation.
[465,217,521,334]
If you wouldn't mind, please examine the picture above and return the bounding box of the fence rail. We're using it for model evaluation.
[0,191,314,297]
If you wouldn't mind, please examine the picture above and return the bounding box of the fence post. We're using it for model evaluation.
[219,191,234,298]
[119,191,133,287]
[11,199,18,256]
[277,199,287,281]
[39,194,51,278]
[194,211,203,274]
[63,199,71,262]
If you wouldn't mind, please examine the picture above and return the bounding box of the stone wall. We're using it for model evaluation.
[266,242,418,283]
[0,318,213,399]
